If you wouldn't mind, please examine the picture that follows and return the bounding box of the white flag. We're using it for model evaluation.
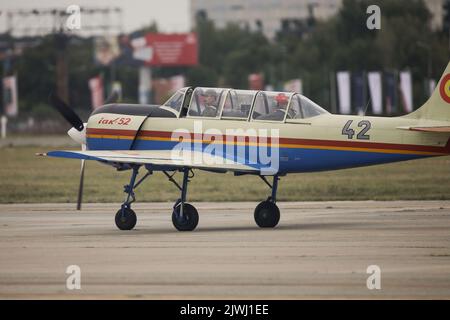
[337,71,351,114]
[3,76,18,117]
[368,72,382,114]
[399,71,413,113]
[284,79,303,94]
[111,81,122,101]
[139,66,152,104]
[428,79,436,97]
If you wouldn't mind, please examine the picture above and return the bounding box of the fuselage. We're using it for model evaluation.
[85,87,450,174]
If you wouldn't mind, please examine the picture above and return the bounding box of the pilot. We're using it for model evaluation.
[201,89,218,117]
[274,93,289,112]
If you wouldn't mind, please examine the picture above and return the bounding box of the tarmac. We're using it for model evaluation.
[0,201,449,299]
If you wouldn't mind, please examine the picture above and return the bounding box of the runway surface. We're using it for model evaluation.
[0,201,449,299]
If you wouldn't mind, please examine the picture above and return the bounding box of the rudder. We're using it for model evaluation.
[405,61,450,121]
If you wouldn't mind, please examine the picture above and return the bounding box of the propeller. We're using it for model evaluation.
[49,93,84,131]
[49,91,120,210]
[76,144,86,211]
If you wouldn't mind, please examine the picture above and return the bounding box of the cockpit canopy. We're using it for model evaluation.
[163,87,188,112]
[188,88,225,117]
[162,87,328,121]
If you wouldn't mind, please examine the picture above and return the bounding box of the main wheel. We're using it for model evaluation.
[115,207,137,230]
[254,201,280,228]
[172,203,199,231]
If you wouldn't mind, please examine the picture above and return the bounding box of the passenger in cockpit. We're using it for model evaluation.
[201,89,218,117]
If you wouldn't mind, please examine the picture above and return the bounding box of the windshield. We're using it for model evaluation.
[287,94,328,119]
[163,88,186,112]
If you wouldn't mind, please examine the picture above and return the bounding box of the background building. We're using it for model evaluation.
[191,0,445,40]
[191,0,342,39]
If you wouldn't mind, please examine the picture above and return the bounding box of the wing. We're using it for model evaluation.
[38,149,260,173]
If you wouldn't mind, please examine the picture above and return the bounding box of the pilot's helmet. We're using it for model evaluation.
[275,93,289,107]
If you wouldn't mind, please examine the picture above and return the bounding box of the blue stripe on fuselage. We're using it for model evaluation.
[86,137,428,173]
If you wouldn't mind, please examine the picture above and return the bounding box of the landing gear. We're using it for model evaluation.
[172,201,199,231]
[254,175,280,228]
[254,200,280,228]
[113,166,281,231]
[115,166,151,231]
[165,168,199,231]
[115,207,137,230]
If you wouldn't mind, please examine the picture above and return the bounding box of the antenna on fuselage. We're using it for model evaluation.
[362,99,371,117]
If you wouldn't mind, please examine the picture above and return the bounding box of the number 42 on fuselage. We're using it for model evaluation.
[40,62,450,232]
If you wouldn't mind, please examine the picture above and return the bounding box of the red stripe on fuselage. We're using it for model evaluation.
[87,128,136,136]
[86,127,450,154]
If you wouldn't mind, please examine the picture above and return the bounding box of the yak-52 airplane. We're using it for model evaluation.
[40,62,450,231]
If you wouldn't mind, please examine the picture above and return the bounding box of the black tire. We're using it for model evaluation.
[254,201,280,228]
[115,207,137,230]
[172,203,199,231]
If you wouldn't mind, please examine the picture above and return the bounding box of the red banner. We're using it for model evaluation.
[141,33,198,66]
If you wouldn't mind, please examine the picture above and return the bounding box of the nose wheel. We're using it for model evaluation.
[115,207,137,230]
[115,166,151,231]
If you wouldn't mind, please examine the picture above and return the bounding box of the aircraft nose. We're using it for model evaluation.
[68,124,86,145]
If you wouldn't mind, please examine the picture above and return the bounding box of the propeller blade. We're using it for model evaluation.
[76,143,87,211]
[104,91,119,104]
[49,93,84,131]
[76,159,85,210]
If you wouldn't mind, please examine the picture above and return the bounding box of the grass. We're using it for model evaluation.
[1,146,450,203]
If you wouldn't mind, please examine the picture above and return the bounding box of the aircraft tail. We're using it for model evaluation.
[405,61,450,121]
